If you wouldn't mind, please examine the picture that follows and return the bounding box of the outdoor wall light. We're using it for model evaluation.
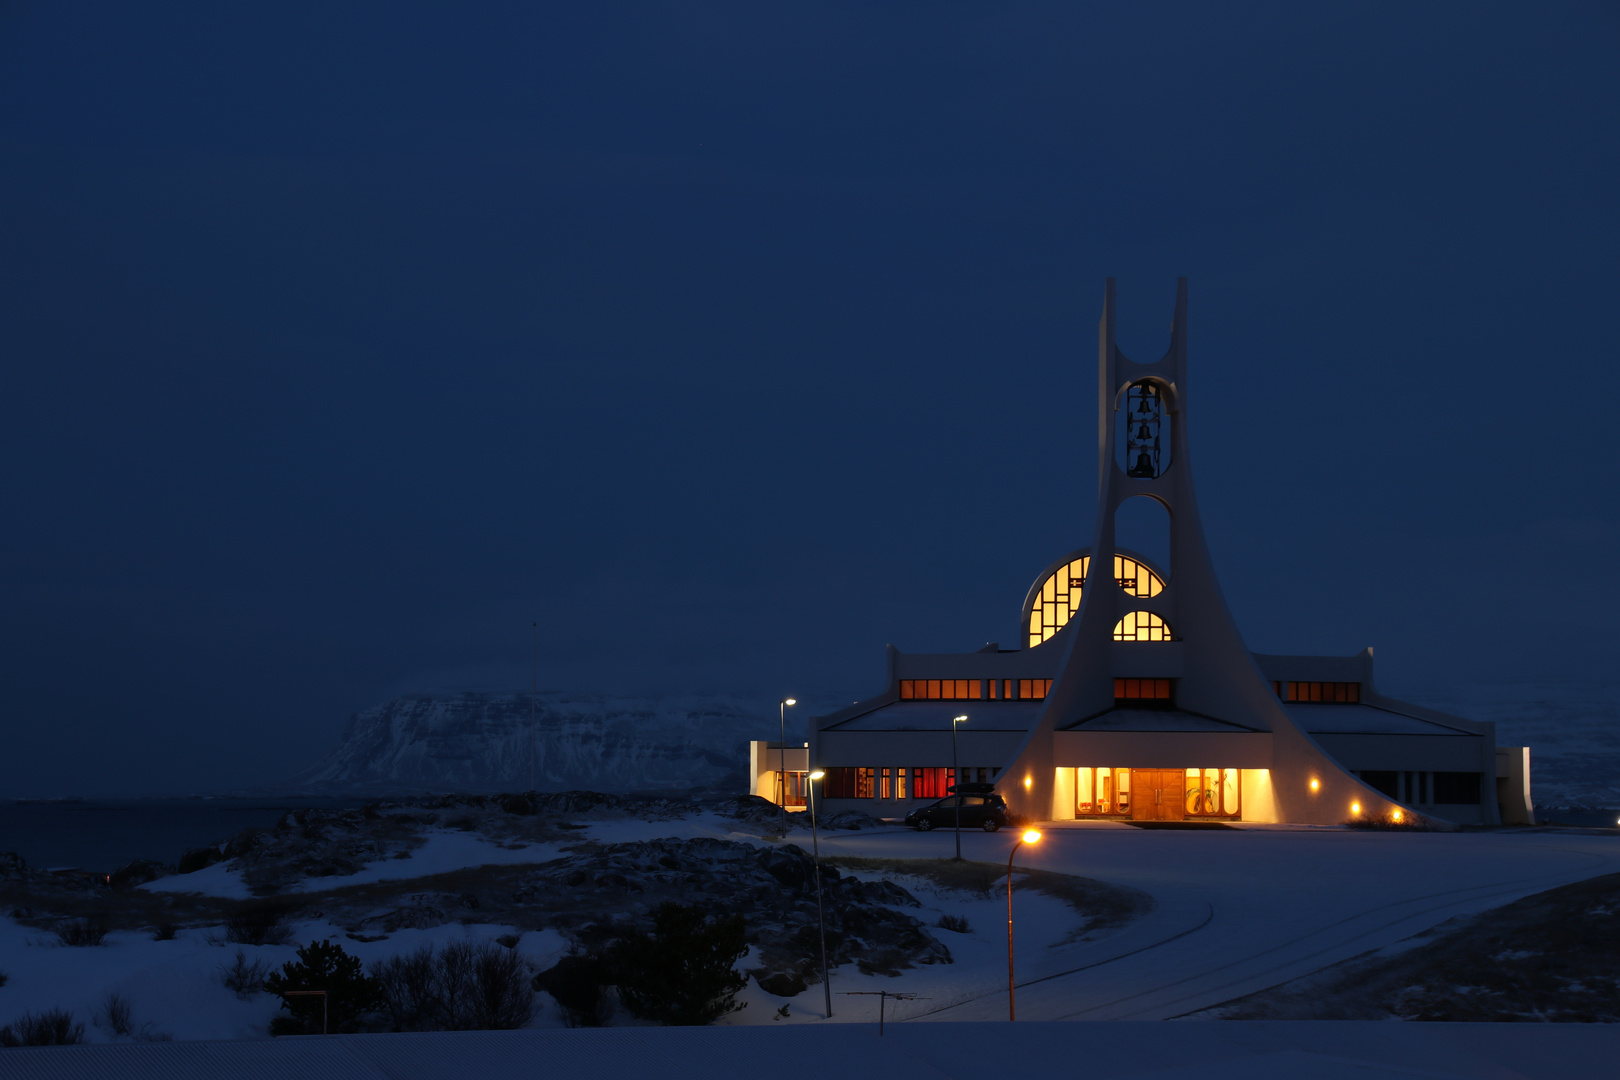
[1023,776,1032,790]
[808,769,825,781]
[1309,778,1320,792]
[1392,809,1403,823]
[1351,801,1362,816]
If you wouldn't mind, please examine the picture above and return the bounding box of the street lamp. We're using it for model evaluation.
[778,698,797,829]
[951,714,968,860]
[1006,828,1042,1021]
[807,768,833,1019]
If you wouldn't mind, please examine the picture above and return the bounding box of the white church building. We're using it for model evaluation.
[751,280,1533,828]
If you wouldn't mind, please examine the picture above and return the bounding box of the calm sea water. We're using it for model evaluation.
[0,798,365,872]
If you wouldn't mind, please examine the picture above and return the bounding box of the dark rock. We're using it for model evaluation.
[756,970,808,997]
[109,859,172,890]
[177,846,223,875]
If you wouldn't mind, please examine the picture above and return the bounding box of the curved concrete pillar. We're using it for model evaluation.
[1000,280,1420,827]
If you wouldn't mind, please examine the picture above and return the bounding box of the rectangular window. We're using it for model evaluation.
[1275,681,1361,703]
[879,768,892,799]
[895,767,907,801]
[1017,679,1052,700]
[1433,772,1482,804]
[773,771,807,808]
[822,767,875,799]
[899,680,989,701]
[1114,678,1174,701]
[988,679,998,699]
[911,767,954,799]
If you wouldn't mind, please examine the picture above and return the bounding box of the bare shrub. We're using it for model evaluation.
[152,922,178,941]
[55,919,107,947]
[98,992,134,1036]
[0,1009,85,1046]
[373,941,534,1032]
[936,914,972,933]
[224,904,294,946]
[221,950,272,998]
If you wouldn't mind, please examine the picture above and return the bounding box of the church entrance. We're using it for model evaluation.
[1129,769,1186,822]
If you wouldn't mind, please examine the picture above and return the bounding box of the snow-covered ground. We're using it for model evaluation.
[9,813,1620,1039]
[139,831,565,900]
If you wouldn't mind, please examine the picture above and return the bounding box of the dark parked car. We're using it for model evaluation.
[905,786,1009,832]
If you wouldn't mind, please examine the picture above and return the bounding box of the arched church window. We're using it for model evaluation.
[1027,554,1165,647]
[1118,381,1170,479]
[1112,611,1173,642]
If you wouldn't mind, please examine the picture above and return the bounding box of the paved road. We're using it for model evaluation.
[809,821,1620,1021]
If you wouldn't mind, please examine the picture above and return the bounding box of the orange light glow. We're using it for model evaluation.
[808,769,825,781]
[1350,801,1361,815]
[1309,778,1320,792]
[1392,809,1403,822]
[1021,829,1042,844]
[1023,776,1032,789]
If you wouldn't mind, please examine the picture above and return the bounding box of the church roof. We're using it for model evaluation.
[1061,707,1262,734]
[1287,703,1480,736]
[822,700,1041,732]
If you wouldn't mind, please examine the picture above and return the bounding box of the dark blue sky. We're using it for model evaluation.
[2,2,1616,796]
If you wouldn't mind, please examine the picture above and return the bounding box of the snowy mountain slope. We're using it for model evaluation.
[1396,681,1620,808]
[291,691,854,795]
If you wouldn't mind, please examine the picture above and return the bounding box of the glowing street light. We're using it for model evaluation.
[807,767,833,1019]
[778,698,797,829]
[951,714,968,861]
[1006,828,1042,1021]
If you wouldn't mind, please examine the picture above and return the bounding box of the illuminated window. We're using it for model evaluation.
[772,771,807,808]
[1274,681,1360,703]
[879,768,892,799]
[895,768,907,800]
[1184,768,1241,817]
[1112,612,1173,642]
[898,679,983,700]
[911,768,955,799]
[1114,678,1173,701]
[1027,555,1165,648]
[1074,767,1239,818]
[1017,679,1052,700]
[822,767,875,799]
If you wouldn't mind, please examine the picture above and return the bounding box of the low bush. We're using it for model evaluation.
[608,902,748,1026]
[0,1009,85,1047]
[535,953,613,1027]
[1346,812,1430,831]
[152,922,179,941]
[374,940,534,1031]
[55,919,107,947]
[224,905,295,946]
[0,971,8,988]
[265,940,381,1036]
[222,950,272,998]
[936,914,972,934]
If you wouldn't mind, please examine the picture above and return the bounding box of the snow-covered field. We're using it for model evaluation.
[139,831,566,900]
[7,810,1620,1041]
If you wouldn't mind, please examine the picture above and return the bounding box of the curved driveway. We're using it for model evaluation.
[808,821,1620,1022]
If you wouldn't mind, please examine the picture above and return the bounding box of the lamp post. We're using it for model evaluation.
[779,698,797,829]
[951,714,968,860]
[1006,828,1042,1021]
[807,767,833,1019]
